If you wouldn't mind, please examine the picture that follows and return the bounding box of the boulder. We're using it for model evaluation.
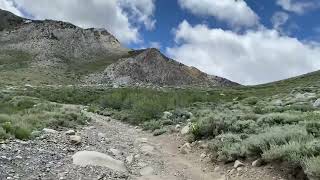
[72,151,127,172]
[69,135,82,145]
[273,99,283,106]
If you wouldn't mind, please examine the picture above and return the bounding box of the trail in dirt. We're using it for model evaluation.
[0,110,289,180]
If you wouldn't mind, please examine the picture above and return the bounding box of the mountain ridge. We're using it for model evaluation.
[0,8,237,87]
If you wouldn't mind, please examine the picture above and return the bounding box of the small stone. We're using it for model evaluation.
[98,133,106,139]
[15,156,23,159]
[69,135,82,145]
[200,153,207,159]
[228,169,236,175]
[175,124,181,131]
[180,143,191,154]
[126,155,134,164]
[43,128,58,134]
[252,159,263,167]
[214,166,220,172]
[234,160,245,168]
[134,154,141,159]
[109,148,121,156]
[140,166,154,176]
[65,130,76,135]
[237,167,243,171]
[180,123,191,135]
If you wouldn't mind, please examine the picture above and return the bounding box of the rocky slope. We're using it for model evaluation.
[85,48,238,87]
[0,9,237,87]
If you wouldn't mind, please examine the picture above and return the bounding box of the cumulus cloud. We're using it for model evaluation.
[119,0,156,30]
[0,0,156,44]
[178,0,259,28]
[276,0,319,14]
[0,0,21,16]
[167,20,320,85]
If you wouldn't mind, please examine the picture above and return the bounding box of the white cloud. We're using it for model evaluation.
[0,0,22,16]
[167,20,320,85]
[276,0,319,14]
[0,0,156,44]
[178,0,259,27]
[149,41,161,49]
[119,0,156,30]
[271,11,289,33]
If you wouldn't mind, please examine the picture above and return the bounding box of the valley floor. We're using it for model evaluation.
[0,108,290,180]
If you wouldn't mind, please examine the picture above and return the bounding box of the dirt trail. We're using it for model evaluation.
[1,110,289,180]
[90,112,225,180]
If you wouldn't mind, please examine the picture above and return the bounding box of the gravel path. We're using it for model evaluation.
[0,110,225,180]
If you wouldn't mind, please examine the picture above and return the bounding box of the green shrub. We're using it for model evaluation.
[230,120,258,134]
[242,97,259,105]
[304,156,320,178]
[13,126,31,140]
[142,120,162,131]
[257,113,302,126]
[242,125,311,156]
[262,141,308,166]
[209,133,243,161]
[0,127,8,140]
[306,121,320,137]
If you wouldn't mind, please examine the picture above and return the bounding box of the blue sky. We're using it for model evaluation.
[1,0,320,85]
[137,0,320,51]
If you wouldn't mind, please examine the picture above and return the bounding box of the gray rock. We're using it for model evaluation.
[273,99,283,106]
[69,135,82,145]
[234,160,245,168]
[72,151,127,172]
[125,155,134,164]
[65,130,76,135]
[140,166,154,176]
[43,128,58,134]
[181,123,191,135]
[180,143,191,154]
[313,99,320,108]
[252,159,263,167]
[109,148,121,157]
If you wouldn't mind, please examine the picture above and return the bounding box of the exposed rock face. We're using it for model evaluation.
[97,48,238,87]
[0,9,238,87]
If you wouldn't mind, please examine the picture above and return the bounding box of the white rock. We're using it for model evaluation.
[72,151,127,172]
[109,148,121,157]
[234,160,245,168]
[175,124,181,131]
[200,153,207,159]
[126,155,134,164]
[181,123,191,135]
[180,143,191,154]
[43,128,57,134]
[313,99,320,108]
[252,159,263,167]
[136,138,148,144]
[65,130,75,135]
[69,135,82,145]
[140,166,154,176]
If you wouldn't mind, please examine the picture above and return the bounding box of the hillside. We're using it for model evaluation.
[0,9,236,87]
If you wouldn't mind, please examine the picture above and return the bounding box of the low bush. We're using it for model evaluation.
[304,156,320,178]
[242,125,311,156]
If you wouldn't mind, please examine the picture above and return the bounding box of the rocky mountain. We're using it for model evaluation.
[0,9,237,87]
